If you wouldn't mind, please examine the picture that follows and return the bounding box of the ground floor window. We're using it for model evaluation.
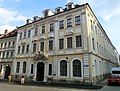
[73,59,82,77]
[16,62,20,73]
[30,64,34,74]
[48,64,52,75]
[60,60,67,76]
[22,61,27,73]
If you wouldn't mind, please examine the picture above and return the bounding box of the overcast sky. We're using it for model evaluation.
[0,0,120,54]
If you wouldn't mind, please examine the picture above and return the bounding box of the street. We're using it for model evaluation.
[97,85,120,91]
[0,82,120,91]
[0,83,95,91]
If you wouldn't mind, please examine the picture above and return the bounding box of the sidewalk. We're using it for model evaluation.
[97,78,108,86]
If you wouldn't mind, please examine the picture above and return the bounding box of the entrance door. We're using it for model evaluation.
[4,65,11,79]
[36,62,44,81]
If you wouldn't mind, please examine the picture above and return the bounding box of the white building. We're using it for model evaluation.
[12,3,119,85]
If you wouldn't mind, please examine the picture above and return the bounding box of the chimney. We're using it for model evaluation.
[4,29,8,34]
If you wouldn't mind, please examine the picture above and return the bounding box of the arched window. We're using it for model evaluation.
[60,60,67,76]
[30,64,34,74]
[22,61,27,73]
[73,59,81,77]
[48,64,52,75]
[16,62,20,73]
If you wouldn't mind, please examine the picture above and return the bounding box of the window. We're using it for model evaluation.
[8,42,11,48]
[28,30,31,37]
[40,42,44,51]
[16,62,20,73]
[90,20,93,30]
[67,18,72,28]
[26,45,29,53]
[34,28,38,36]
[67,37,72,48]
[42,25,45,34]
[75,16,81,26]
[22,61,27,73]
[73,60,81,77]
[6,52,9,58]
[60,60,67,76]
[48,64,52,75]
[30,64,34,74]
[22,45,25,53]
[18,46,21,54]
[59,20,64,29]
[2,52,5,58]
[49,40,53,50]
[50,23,54,32]
[33,43,36,52]
[59,38,64,49]
[92,38,95,50]
[4,42,7,48]
[24,31,27,38]
[11,51,13,57]
[76,35,82,47]
[12,41,15,47]
[20,33,22,39]
[1,43,3,48]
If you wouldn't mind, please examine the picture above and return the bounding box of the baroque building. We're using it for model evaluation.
[0,30,17,79]
[11,2,119,85]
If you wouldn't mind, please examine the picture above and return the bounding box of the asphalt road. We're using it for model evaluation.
[0,83,96,91]
[97,85,120,91]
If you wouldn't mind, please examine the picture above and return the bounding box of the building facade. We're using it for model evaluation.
[12,3,119,85]
[0,30,17,80]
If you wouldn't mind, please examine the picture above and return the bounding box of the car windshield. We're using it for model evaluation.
[112,71,120,74]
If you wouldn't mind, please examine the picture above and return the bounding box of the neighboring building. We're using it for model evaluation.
[0,30,17,80]
[12,2,119,85]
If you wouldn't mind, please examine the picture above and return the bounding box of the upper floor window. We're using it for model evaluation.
[28,30,31,37]
[20,33,22,39]
[40,42,44,52]
[1,43,3,48]
[49,40,53,50]
[59,38,64,49]
[42,25,45,34]
[67,18,72,28]
[18,46,21,54]
[6,52,9,58]
[34,28,38,36]
[59,20,64,29]
[76,35,82,47]
[2,52,5,58]
[26,44,29,53]
[24,31,27,38]
[33,43,36,52]
[75,16,81,26]
[90,20,93,30]
[11,51,13,57]
[67,37,72,48]
[4,42,7,48]
[92,38,95,50]
[50,23,54,32]
[8,42,11,48]
[12,41,15,47]
[22,45,25,53]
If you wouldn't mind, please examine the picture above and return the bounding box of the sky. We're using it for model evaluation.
[0,0,120,54]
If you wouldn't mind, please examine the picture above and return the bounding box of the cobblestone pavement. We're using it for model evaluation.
[0,83,96,91]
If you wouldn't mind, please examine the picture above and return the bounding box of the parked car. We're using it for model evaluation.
[108,67,120,85]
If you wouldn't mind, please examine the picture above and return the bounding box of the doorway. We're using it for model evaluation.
[36,62,44,81]
[4,65,11,79]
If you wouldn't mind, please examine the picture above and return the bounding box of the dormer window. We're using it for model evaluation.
[55,7,63,14]
[43,9,54,18]
[33,16,39,21]
[66,2,75,9]
[26,19,32,24]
